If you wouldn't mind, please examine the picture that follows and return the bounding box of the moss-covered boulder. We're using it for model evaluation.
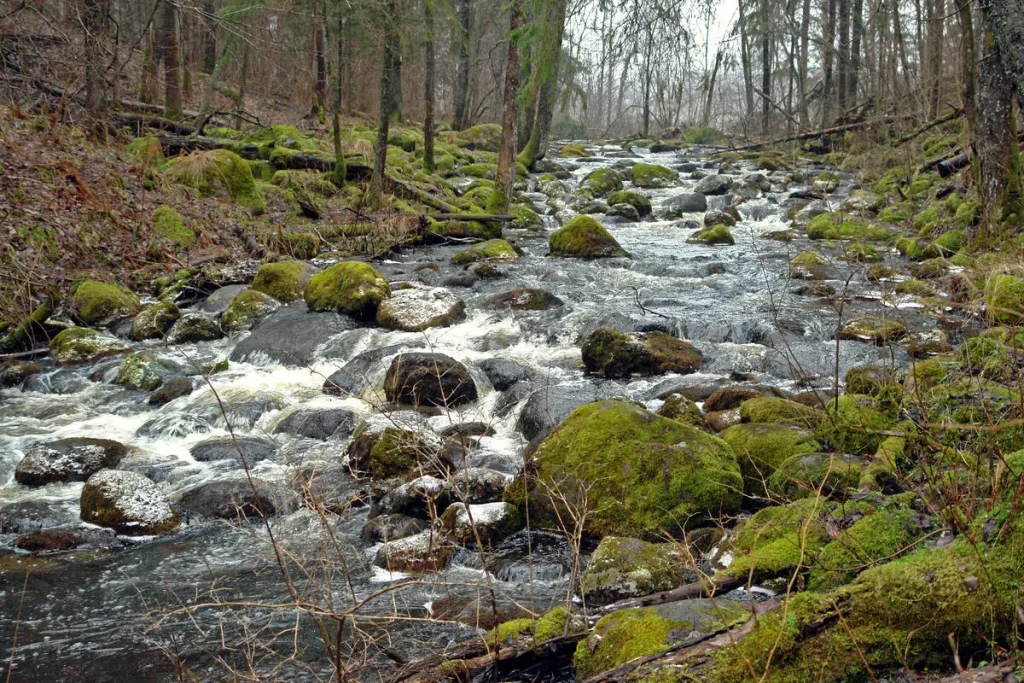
[70,279,141,327]
[220,289,280,333]
[114,352,180,391]
[80,469,178,536]
[453,123,503,151]
[450,239,519,265]
[837,316,908,344]
[580,168,624,197]
[549,215,629,258]
[165,149,264,212]
[720,497,829,581]
[767,452,865,501]
[656,393,708,429]
[985,273,1024,324]
[347,414,441,477]
[580,536,685,605]
[518,399,743,537]
[720,423,820,498]
[806,212,890,241]
[607,190,652,217]
[166,313,224,344]
[49,327,128,365]
[686,223,735,245]
[581,328,703,378]
[630,163,677,188]
[251,260,315,303]
[789,250,832,280]
[129,301,180,341]
[151,205,194,247]
[303,261,390,319]
[815,394,894,455]
[488,606,585,649]
[739,397,821,428]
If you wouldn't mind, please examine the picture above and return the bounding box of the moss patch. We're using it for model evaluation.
[549,215,629,258]
[151,205,194,247]
[251,260,310,303]
[303,261,390,319]
[70,279,141,326]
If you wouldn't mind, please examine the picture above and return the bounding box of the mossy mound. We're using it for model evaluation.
[686,224,735,245]
[220,289,280,333]
[304,261,391,319]
[559,143,590,158]
[656,393,708,429]
[739,397,821,428]
[129,301,180,341]
[450,239,519,265]
[607,190,652,217]
[165,149,265,212]
[251,260,313,303]
[460,162,497,179]
[581,328,703,378]
[453,123,503,152]
[580,168,624,197]
[815,394,894,455]
[844,242,881,262]
[806,212,890,241]
[113,352,179,391]
[720,423,820,498]
[274,231,321,260]
[985,273,1024,324]
[509,204,542,229]
[49,327,128,365]
[70,279,141,327]
[549,215,629,258]
[580,536,685,604]
[720,497,829,581]
[767,452,865,501]
[489,606,585,648]
[519,399,743,538]
[631,163,677,188]
[426,217,503,241]
[151,205,194,247]
[837,316,908,344]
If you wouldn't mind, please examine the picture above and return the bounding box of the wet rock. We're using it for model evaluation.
[15,437,129,487]
[607,190,653,217]
[14,527,119,553]
[430,594,536,630]
[0,501,76,534]
[347,412,442,477]
[467,262,506,279]
[322,340,427,396]
[113,352,182,391]
[485,288,564,311]
[304,261,391,320]
[686,224,735,245]
[439,422,495,439]
[660,192,707,218]
[580,536,685,605]
[645,374,734,402]
[129,301,181,340]
[166,313,224,344]
[0,361,43,389]
[478,358,531,391]
[704,209,736,227]
[705,408,742,432]
[198,284,250,314]
[789,251,834,280]
[176,477,300,519]
[581,328,703,379]
[189,435,278,466]
[373,530,455,573]
[607,203,640,221]
[631,163,677,188]
[453,467,511,503]
[442,271,479,288]
[361,514,429,542]
[80,469,179,535]
[293,462,369,512]
[376,286,466,332]
[792,199,829,227]
[451,239,519,265]
[580,168,624,197]
[273,407,358,440]
[549,215,629,258]
[49,327,128,365]
[694,174,732,195]
[220,289,280,333]
[905,329,952,358]
[516,385,604,443]
[230,305,356,367]
[703,385,791,412]
[384,353,478,408]
[440,501,521,546]
[148,376,194,406]
[372,475,451,519]
[837,317,908,344]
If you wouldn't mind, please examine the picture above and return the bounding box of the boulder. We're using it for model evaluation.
[166,313,224,344]
[478,358,531,391]
[581,328,703,378]
[607,203,640,221]
[630,163,677,188]
[516,385,603,442]
[15,527,120,553]
[148,376,193,406]
[580,168,624,197]
[549,215,629,258]
[686,224,735,245]
[80,469,179,535]
[376,286,466,332]
[0,501,76,534]
[451,239,519,265]
[189,435,278,466]
[485,288,564,311]
[373,529,455,573]
[114,352,182,391]
[69,278,141,326]
[304,261,391,320]
[15,437,128,486]
[384,353,478,408]
[49,327,128,365]
[230,305,356,367]
[660,192,707,218]
[580,536,685,604]
[198,284,250,314]
[837,316,908,344]
[346,412,441,477]
[129,301,181,340]
[719,423,820,497]
[440,502,521,546]
[767,452,866,501]
[273,407,358,440]
[220,289,280,333]
[607,190,652,217]
[655,393,708,430]
[251,260,315,303]
[693,174,732,195]
[373,475,451,518]
[739,396,821,428]
[361,514,429,542]
[176,477,300,519]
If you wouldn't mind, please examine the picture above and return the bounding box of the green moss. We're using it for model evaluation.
[767,452,864,502]
[151,205,194,247]
[607,190,652,217]
[895,236,925,260]
[837,316,908,344]
[303,261,390,319]
[721,498,829,581]
[461,162,497,179]
[366,428,423,478]
[549,215,629,258]
[450,238,518,265]
[581,168,624,197]
[720,423,820,498]
[488,606,582,648]
[165,149,265,212]
[581,329,702,378]
[129,301,180,341]
[809,506,920,590]
[251,260,309,303]
[574,609,679,679]
[127,136,164,170]
[739,397,820,428]
[656,393,707,429]
[278,231,321,259]
[878,201,915,223]
[844,242,880,262]
[509,204,542,229]
[49,327,127,365]
[270,170,338,196]
[71,279,141,326]
[580,537,684,603]
[895,278,933,297]
[221,289,279,333]
[453,123,503,152]
[859,436,905,491]
[815,395,894,455]
[955,200,980,227]
[525,399,742,538]
[631,163,677,188]
[559,143,590,157]
[985,273,1024,324]
[806,212,890,242]
[114,352,172,391]
[686,223,735,245]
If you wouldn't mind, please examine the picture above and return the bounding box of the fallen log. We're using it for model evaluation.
[895,108,963,147]
[425,213,515,222]
[395,633,586,683]
[0,296,58,354]
[115,112,196,136]
[387,176,456,213]
[725,115,915,152]
[591,574,743,618]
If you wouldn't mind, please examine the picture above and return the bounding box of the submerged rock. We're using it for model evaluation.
[581,328,703,378]
[0,501,76,534]
[230,305,355,367]
[147,376,194,406]
[15,438,128,487]
[478,358,532,391]
[80,469,178,536]
[14,527,120,554]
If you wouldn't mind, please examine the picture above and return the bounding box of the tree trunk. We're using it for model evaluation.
[837,0,850,109]
[849,0,863,102]
[140,28,158,104]
[798,0,811,125]
[761,0,772,135]
[333,12,346,187]
[453,0,471,130]
[821,0,836,126]
[202,0,217,74]
[642,32,653,137]
[488,0,524,215]
[519,0,568,168]
[423,0,436,172]
[390,49,404,123]
[957,0,976,151]
[702,49,722,127]
[313,0,326,119]
[926,0,942,117]
[979,0,1024,113]
[234,38,249,129]
[82,0,109,136]
[738,0,756,123]
[373,0,398,200]
[155,0,182,120]
[195,42,231,133]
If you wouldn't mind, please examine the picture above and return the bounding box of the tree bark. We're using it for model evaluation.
[81,0,109,136]
[702,49,722,127]
[234,37,249,129]
[798,0,811,125]
[333,12,346,186]
[423,0,435,172]
[979,0,1024,113]
[155,0,182,120]
[390,45,404,123]
[849,0,863,102]
[837,0,850,109]
[519,0,568,168]
[453,0,471,130]
[642,30,653,137]
[738,0,756,123]
[373,0,398,200]
[488,0,524,215]
[926,0,943,117]
[821,0,836,125]
[202,0,217,74]
[313,0,326,119]
[140,28,158,104]
[761,0,772,135]
[957,0,976,162]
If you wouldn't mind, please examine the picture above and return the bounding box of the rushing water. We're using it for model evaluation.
[0,145,942,681]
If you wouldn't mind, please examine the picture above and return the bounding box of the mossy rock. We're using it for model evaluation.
[453,123,503,152]
[275,231,321,260]
[427,217,503,241]
[895,278,933,296]
[80,469,178,536]
[388,128,423,153]
[920,229,963,259]
[844,364,901,400]
[815,394,894,455]
[579,536,686,604]
[220,289,280,333]
[656,393,708,430]
[580,168,624,197]
[767,452,865,501]
[806,212,890,241]
[859,436,905,492]
[739,397,821,428]
[366,428,435,479]
[69,279,141,327]
[954,200,980,227]
[114,352,179,391]
[151,205,194,247]
[549,215,629,258]
[460,162,497,179]
[559,143,590,158]
[304,261,390,320]
[509,204,542,229]
[631,163,677,188]
[789,251,831,280]
[127,136,164,170]
[720,497,829,581]
[837,316,908,344]
[844,242,881,263]
[129,301,181,341]
[581,329,703,378]
[720,423,821,498]
[984,273,1024,324]
[522,399,743,538]
[489,606,585,648]
[451,239,519,265]
[607,190,652,217]
[49,327,128,365]
[251,260,314,303]
[165,149,265,212]
[686,224,735,245]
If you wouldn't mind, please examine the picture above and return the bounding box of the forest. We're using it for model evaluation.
[3,0,1024,681]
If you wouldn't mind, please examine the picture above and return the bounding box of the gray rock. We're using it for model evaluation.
[361,514,429,543]
[15,438,128,487]
[478,358,532,391]
[694,174,732,195]
[0,501,76,534]
[166,313,224,344]
[176,477,300,520]
[148,376,193,406]
[230,304,356,367]
[80,469,179,535]
[517,385,603,443]
[384,353,478,408]
[274,407,357,440]
[322,340,428,397]
[14,527,120,553]
[189,435,278,465]
[199,284,250,314]
[660,192,707,218]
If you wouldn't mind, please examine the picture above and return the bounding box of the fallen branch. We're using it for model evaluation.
[394,633,586,683]
[115,112,196,136]
[425,213,515,222]
[895,108,963,147]
[591,574,743,618]
[725,116,915,152]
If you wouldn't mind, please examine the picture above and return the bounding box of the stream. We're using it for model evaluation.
[0,144,945,681]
